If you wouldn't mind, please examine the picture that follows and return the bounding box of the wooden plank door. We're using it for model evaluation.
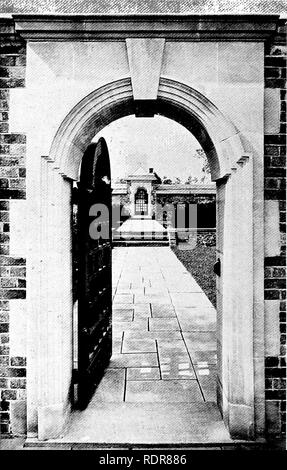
[77,137,112,407]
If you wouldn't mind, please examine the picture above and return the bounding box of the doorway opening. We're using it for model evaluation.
[70,114,223,443]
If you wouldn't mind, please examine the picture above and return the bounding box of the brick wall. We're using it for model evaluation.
[0,23,27,435]
[264,22,286,436]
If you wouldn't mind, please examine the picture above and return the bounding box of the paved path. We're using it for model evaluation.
[63,247,229,444]
[109,247,217,403]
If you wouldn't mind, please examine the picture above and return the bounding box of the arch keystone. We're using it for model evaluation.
[126,38,165,101]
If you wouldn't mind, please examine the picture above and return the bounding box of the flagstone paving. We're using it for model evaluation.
[94,246,217,405]
[56,247,232,445]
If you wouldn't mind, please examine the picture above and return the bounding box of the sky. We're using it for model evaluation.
[94,115,211,183]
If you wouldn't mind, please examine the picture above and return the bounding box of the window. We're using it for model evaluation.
[135,188,148,216]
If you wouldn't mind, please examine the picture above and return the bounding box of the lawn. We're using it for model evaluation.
[172,245,217,307]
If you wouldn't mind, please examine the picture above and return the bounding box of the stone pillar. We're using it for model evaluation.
[26,154,73,440]
[221,156,255,440]
[37,169,73,440]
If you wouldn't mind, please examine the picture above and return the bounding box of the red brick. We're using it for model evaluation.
[10,357,26,367]
[0,290,26,300]
[7,368,26,378]
[0,334,9,344]
[0,256,25,266]
[266,390,286,400]
[9,267,26,277]
[9,378,26,389]
[265,145,280,156]
[0,423,10,433]
[0,246,9,256]
[0,278,17,288]
[0,378,8,388]
[0,259,10,271]
[0,412,9,421]
[0,301,9,310]
[0,356,9,366]
[0,323,8,333]
[273,267,286,277]
[0,233,9,244]
[265,178,280,189]
[9,178,25,189]
[265,78,287,89]
[265,290,280,300]
[0,57,16,66]
[265,57,287,68]
[265,267,272,278]
[1,389,17,400]
[0,179,9,189]
[0,78,25,88]
[265,67,281,78]
[0,202,9,211]
[0,367,8,377]
[0,134,26,144]
[0,345,9,355]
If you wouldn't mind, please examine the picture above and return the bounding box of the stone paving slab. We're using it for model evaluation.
[170,292,214,308]
[112,339,122,354]
[183,331,217,351]
[122,338,157,354]
[134,294,170,304]
[157,339,188,355]
[133,304,151,315]
[113,308,134,322]
[113,293,134,304]
[113,319,148,332]
[111,303,135,310]
[149,317,180,331]
[125,379,203,403]
[110,352,159,368]
[151,304,176,317]
[160,358,195,380]
[124,330,183,342]
[127,367,161,381]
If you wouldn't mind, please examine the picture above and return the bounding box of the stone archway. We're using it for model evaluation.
[26,77,262,441]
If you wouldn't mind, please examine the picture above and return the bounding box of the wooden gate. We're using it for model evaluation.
[77,137,112,407]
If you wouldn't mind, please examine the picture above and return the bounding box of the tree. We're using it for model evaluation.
[194,148,211,175]
[162,176,172,184]
[185,175,199,184]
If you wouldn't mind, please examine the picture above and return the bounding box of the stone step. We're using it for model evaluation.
[113,230,170,246]
[113,232,169,240]
[113,240,170,247]
[25,402,235,447]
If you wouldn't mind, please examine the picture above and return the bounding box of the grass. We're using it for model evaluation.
[172,245,217,307]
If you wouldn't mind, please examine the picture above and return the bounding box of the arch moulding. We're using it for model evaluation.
[49,77,248,182]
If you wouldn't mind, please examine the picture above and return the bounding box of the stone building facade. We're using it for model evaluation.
[0,4,285,443]
[112,167,216,244]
